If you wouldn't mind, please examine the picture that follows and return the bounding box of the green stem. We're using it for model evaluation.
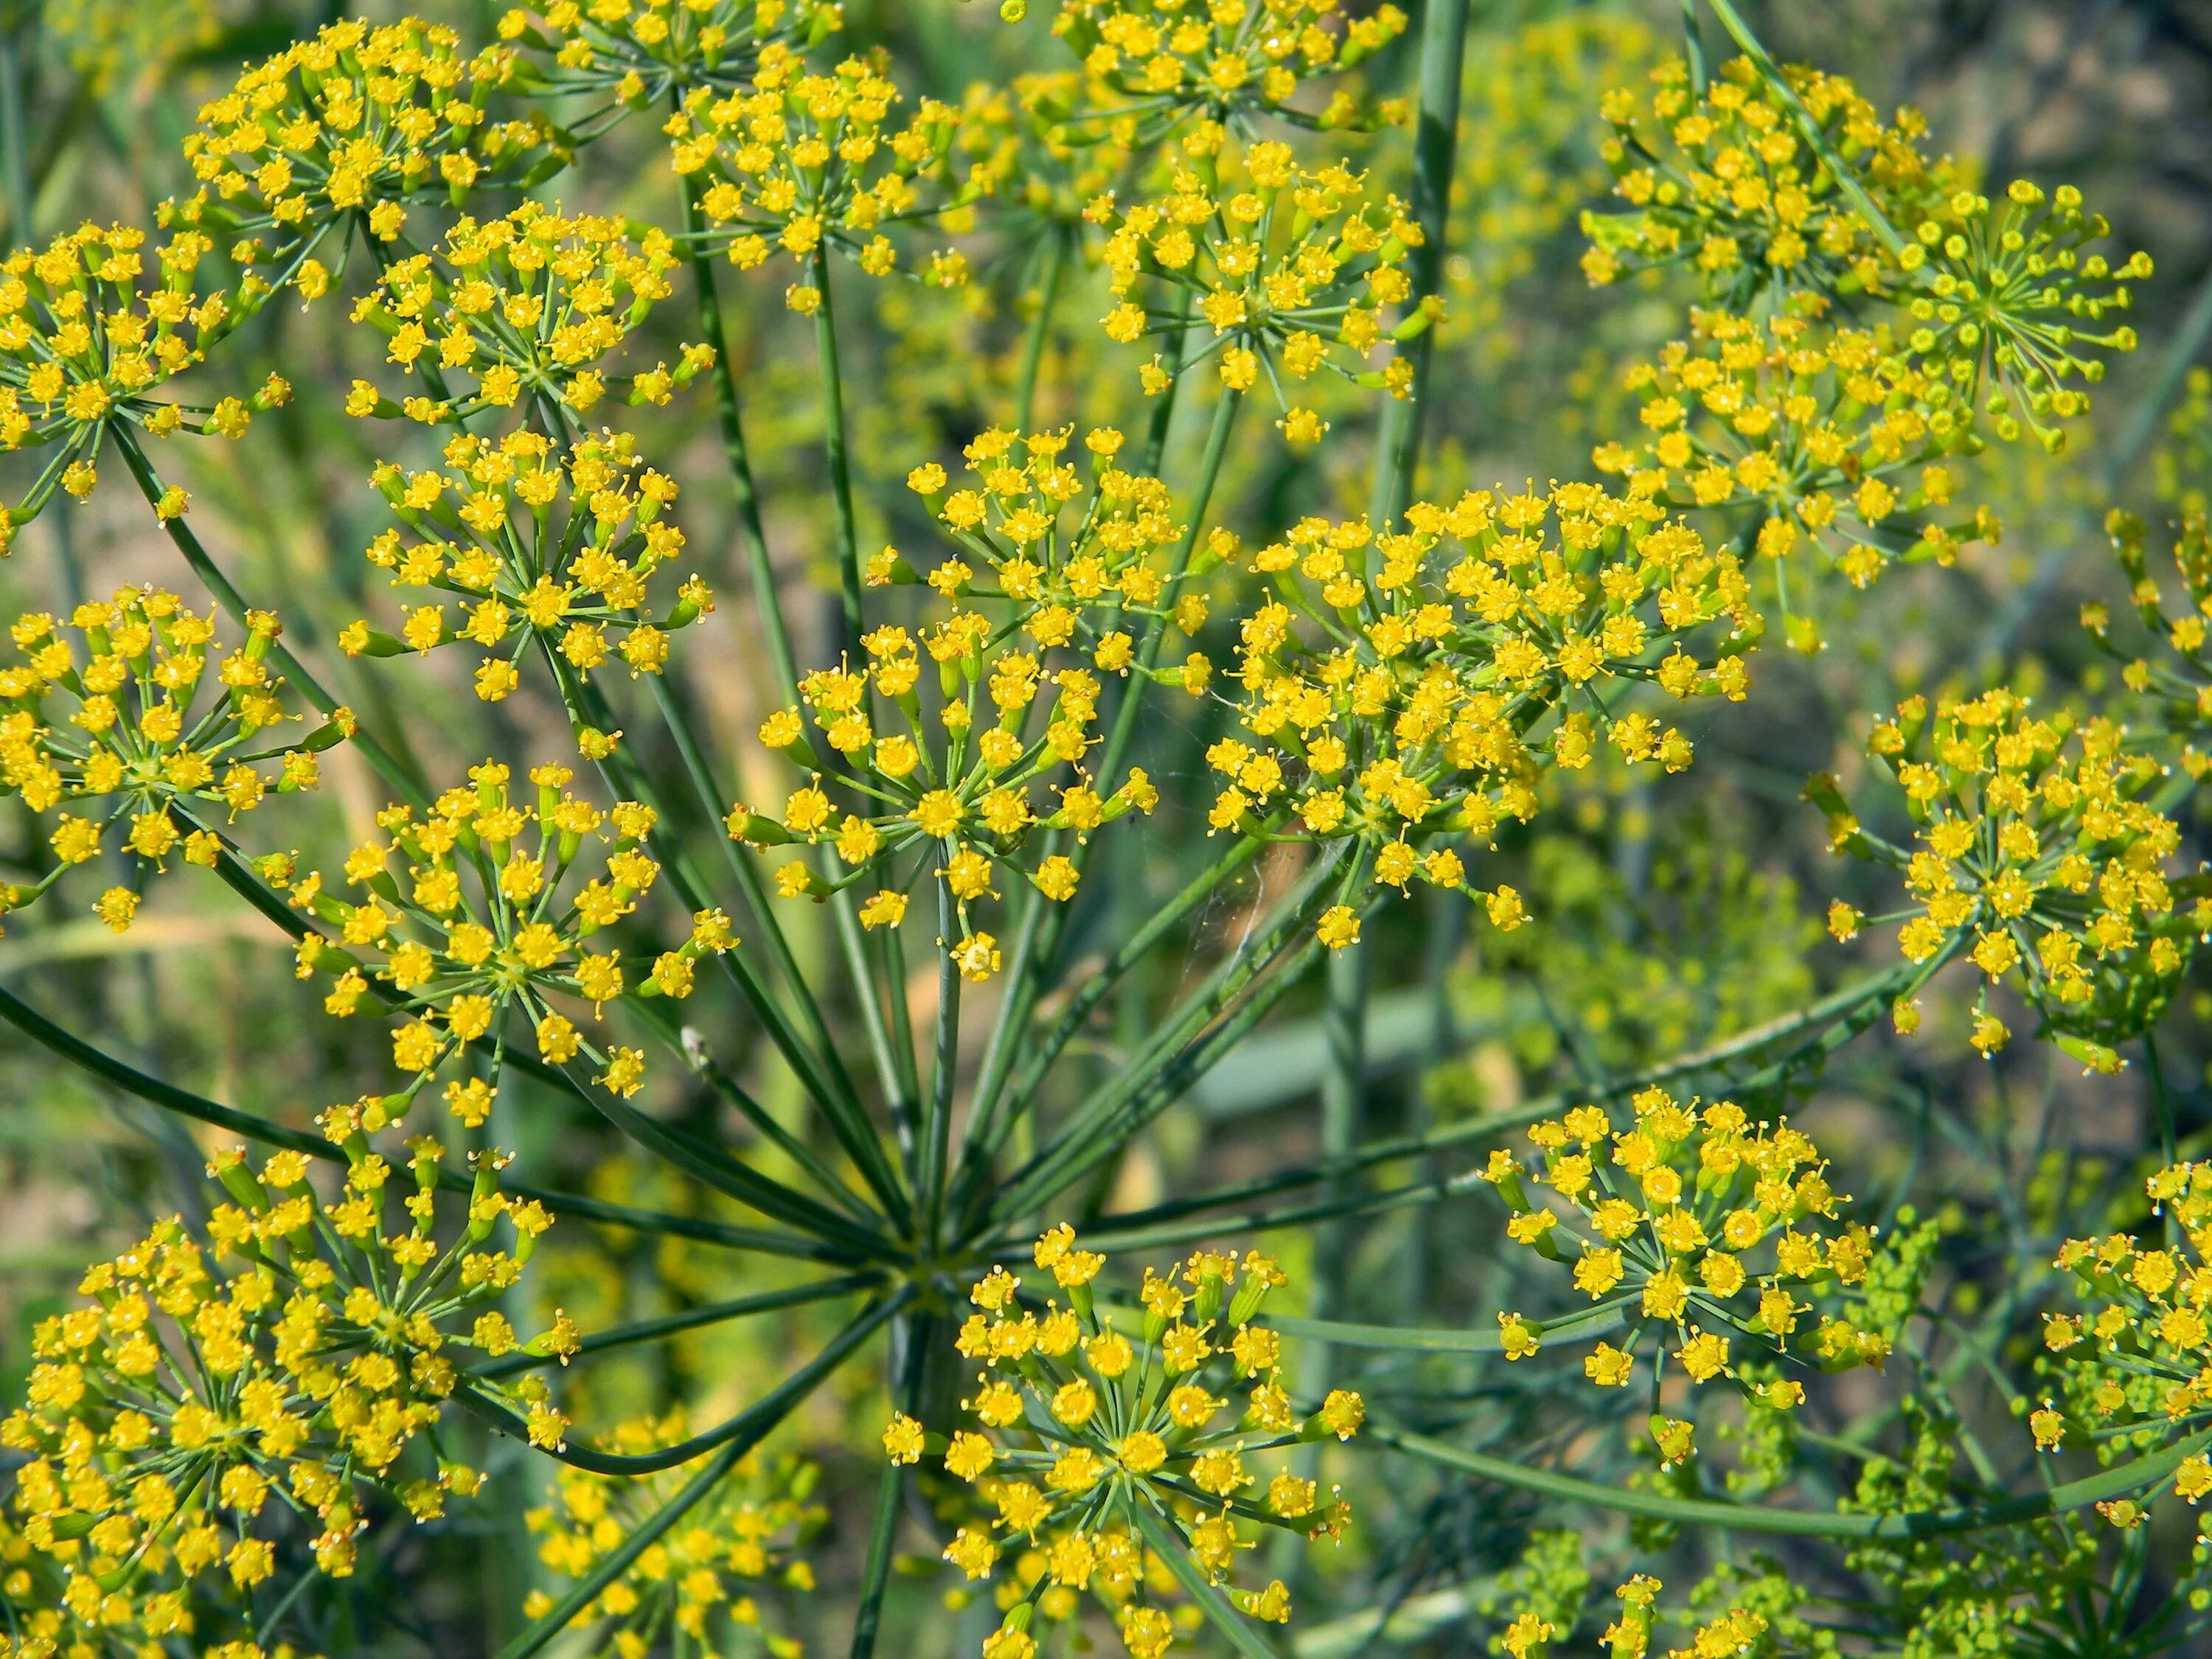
[473,1273,883,1378]
[1014,229,1071,433]
[984,844,1352,1225]
[812,248,866,667]
[0,978,813,1252]
[847,1307,935,1659]
[1307,935,1366,1388]
[484,1301,905,1659]
[955,832,1267,1211]
[681,171,801,707]
[1085,959,1933,1233]
[922,857,961,1248]
[644,671,861,1127]
[1374,1420,2212,1540]
[1366,0,1470,527]
[112,427,427,807]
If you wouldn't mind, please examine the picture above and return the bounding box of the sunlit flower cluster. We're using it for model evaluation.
[0,1140,563,1651]
[1586,56,2144,452]
[1584,55,1928,298]
[729,602,1157,979]
[339,428,715,702]
[0,223,290,520]
[525,1422,820,1656]
[1816,689,2205,1062]
[673,46,970,307]
[342,204,695,425]
[499,0,840,105]
[1225,484,1752,945]
[895,423,1182,652]
[289,759,722,1107]
[1484,1084,1884,1465]
[0,588,348,935]
[2036,1161,2212,1525]
[177,17,555,265]
[1092,140,1423,422]
[1049,0,1408,143]
[885,1227,1361,1659]
[1593,306,1999,599]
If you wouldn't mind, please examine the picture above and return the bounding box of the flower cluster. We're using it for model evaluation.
[498,0,838,104]
[1815,690,2205,1062]
[894,424,1183,652]
[177,17,555,264]
[2037,1161,2212,1524]
[1584,55,1927,299]
[1593,306,1999,597]
[339,429,715,702]
[730,613,1157,981]
[0,223,290,519]
[0,1138,564,1652]
[1484,1085,1885,1465]
[525,1422,820,1654]
[1586,56,2144,451]
[2089,508,2212,757]
[673,46,968,307]
[1225,484,1752,945]
[1049,0,1409,142]
[885,1228,1361,1659]
[344,204,695,424]
[1093,140,1422,422]
[288,759,724,1108]
[0,588,349,935]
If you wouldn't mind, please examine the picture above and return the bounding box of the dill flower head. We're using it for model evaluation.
[1815,689,2202,1061]
[2092,508,2212,751]
[0,223,293,520]
[1587,54,1928,299]
[1050,0,1409,142]
[1488,1086,1892,1456]
[1228,485,1750,939]
[288,759,720,1107]
[342,204,693,425]
[2037,1162,2212,1503]
[499,0,840,104]
[674,46,969,304]
[731,599,1156,975]
[897,424,1180,654]
[0,588,349,931]
[1587,55,2142,452]
[524,1422,821,1651]
[341,428,715,702]
[0,1138,563,1630]
[1093,140,1422,405]
[896,1226,1357,1658]
[1596,306,1999,594]
[177,18,557,270]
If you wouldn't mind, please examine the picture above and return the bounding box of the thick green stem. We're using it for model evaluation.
[1308,937,1367,1381]
[1015,229,1071,433]
[921,860,961,1248]
[1374,1420,2212,1540]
